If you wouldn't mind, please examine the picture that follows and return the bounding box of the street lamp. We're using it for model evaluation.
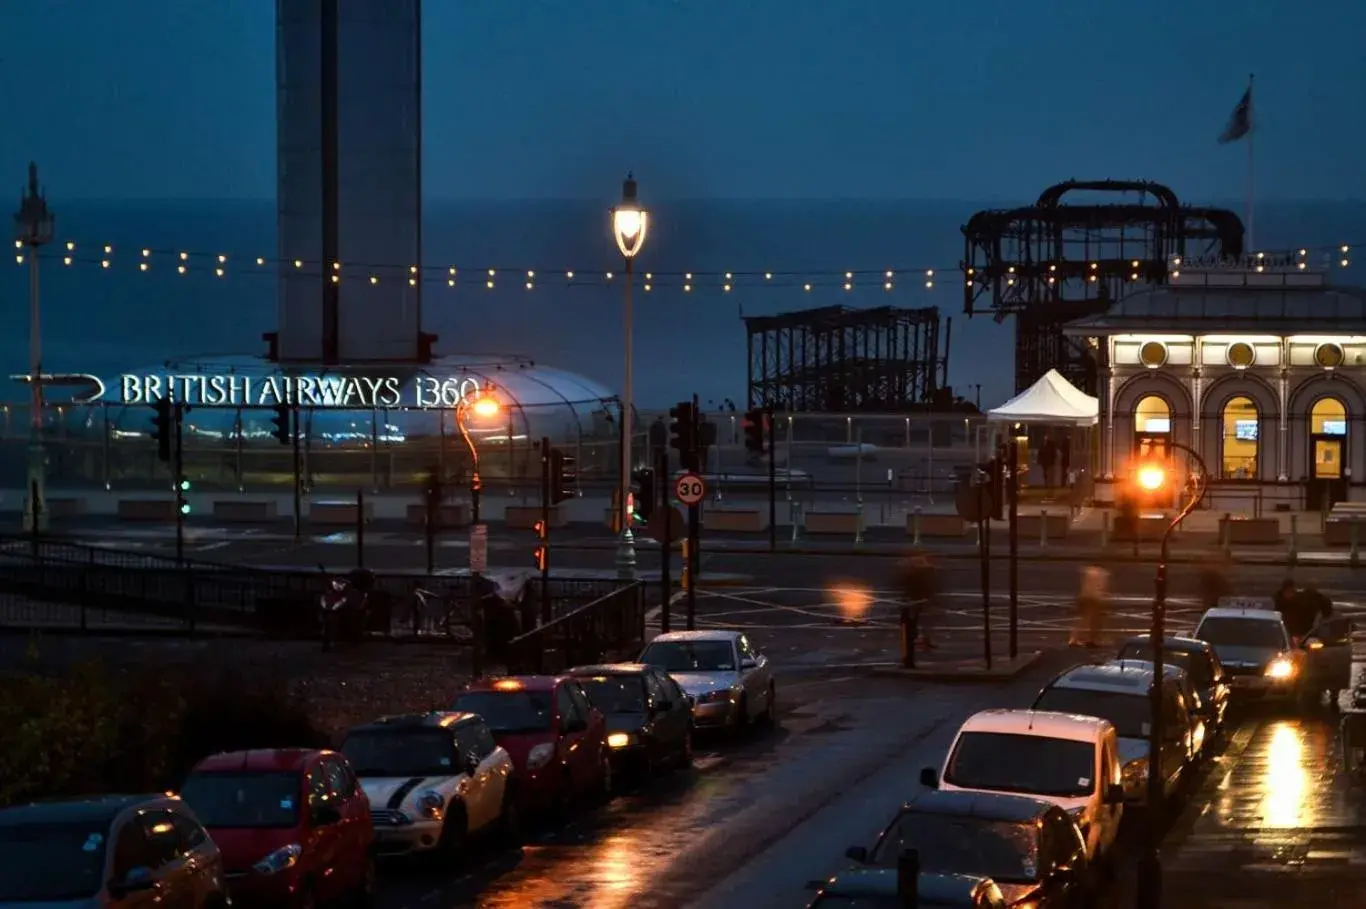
[1133,443,1208,909]
[612,173,649,580]
[13,163,55,533]
[454,388,502,525]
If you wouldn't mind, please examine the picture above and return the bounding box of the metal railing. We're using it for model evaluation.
[504,581,647,675]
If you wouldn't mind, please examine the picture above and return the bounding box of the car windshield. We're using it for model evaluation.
[871,812,1040,883]
[180,771,301,828]
[945,732,1095,798]
[640,641,735,672]
[576,675,648,713]
[1197,618,1286,650]
[1034,688,1149,739]
[1117,647,1213,685]
[0,821,107,901]
[452,690,554,733]
[342,729,457,777]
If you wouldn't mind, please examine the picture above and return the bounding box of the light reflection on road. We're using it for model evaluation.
[1259,721,1309,828]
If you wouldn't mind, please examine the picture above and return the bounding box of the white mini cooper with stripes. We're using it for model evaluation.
[340,711,516,856]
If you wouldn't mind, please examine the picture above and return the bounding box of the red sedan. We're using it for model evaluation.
[454,676,612,815]
[181,748,375,908]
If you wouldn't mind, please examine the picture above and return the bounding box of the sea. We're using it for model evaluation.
[2,198,1362,410]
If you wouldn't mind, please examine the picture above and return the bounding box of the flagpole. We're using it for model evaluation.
[1245,73,1255,252]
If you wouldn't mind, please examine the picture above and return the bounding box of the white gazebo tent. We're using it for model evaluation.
[987,369,1098,425]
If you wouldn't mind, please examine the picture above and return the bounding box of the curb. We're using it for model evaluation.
[867,650,1045,682]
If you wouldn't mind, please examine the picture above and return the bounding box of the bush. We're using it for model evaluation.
[0,660,327,808]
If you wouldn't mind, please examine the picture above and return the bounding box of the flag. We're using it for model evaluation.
[1218,85,1253,144]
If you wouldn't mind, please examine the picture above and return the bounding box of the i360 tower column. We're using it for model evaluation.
[272,0,425,364]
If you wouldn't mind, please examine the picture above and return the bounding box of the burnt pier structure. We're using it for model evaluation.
[961,180,1244,395]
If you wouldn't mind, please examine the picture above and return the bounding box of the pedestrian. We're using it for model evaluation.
[898,553,939,649]
[1071,566,1109,648]
[1196,549,1232,610]
[1291,582,1333,643]
[1273,578,1298,630]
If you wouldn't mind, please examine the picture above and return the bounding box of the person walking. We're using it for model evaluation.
[1290,582,1333,644]
[1196,549,1233,610]
[1071,565,1110,648]
[1273,577,1299,631]
[899,553,940,649]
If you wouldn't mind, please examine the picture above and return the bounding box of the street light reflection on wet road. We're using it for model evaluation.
[1260,721,1309,829]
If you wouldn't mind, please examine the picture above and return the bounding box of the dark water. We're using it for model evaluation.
[2,199,1362,409]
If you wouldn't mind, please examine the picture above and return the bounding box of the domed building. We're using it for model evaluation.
[45,354,626,493]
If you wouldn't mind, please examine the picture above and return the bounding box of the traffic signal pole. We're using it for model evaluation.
[656,447,672,633]
[292,406,302,540]
[767,409,777,552]
[687,393,700,631]
[1008,438,1019,661]
[173,404,185,565]
[539,437,552,626]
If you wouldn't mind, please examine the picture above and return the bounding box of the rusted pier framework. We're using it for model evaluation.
[961,179,1245,395]
[744,305,945,411]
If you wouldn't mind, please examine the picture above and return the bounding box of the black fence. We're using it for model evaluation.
[505,581,647,675]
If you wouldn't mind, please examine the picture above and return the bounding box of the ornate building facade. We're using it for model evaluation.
[1063,256,1366,511]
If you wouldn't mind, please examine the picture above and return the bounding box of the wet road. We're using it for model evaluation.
[372,657,1081,908]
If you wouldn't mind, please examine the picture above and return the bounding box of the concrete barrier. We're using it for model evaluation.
[1018,512,1071,543]
[1325,518,1362,546]
[405,503,472,528]
[310,500,374,525]
[1221,515,1281,545]
[213,500,279,522]
[506,505,565,530]
[906,511,966,539]
[47,497,86,519]
[804,511,861,535]
[704,509,766,532]
[117,499,177,521]
[1111,514,1171,542]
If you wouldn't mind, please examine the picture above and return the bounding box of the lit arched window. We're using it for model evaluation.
[1135,396,1171,433]
[1311,397,1347,436]
[1221,396,1259,479]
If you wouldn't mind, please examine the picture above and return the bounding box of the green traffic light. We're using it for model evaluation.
[179,479,191,491]
[179,502,191,515]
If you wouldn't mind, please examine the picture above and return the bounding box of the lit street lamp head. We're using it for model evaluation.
[612,172,648,259]
[1136,463,1166,492]
[469,394,501,420]
[14,161,55,248]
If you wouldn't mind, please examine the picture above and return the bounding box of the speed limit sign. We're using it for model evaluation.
[675,472,706,506]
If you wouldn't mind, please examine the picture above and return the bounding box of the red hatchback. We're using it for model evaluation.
[454,676,612,813]
[181,748,376,908]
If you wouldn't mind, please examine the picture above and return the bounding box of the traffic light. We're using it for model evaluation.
[151,398,173,463]
[633,469,655,522]
[548,448,575,505]
[668,401,696,460]
[533,518,549,571]
[742,408,766,454]
[270,404,291,446]
[176,478,191,515]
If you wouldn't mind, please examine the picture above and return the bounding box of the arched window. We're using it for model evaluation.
[1311,397,1347,436]
[1135,396,1171,433]
[1221,396,1259,479]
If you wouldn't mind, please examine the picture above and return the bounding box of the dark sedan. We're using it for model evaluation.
[844,790,1092,908]
[565,663,693,776]
[807,869,1006,908]
[1116,635,1230,737]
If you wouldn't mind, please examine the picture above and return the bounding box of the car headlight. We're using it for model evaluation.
[417,790,445,818]
[607,732,635,749]
[1265,657,1296,679]
[253,843,302,875]
[526,742,556,770]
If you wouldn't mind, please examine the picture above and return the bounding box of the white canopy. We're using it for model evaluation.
[987,369,1099,425]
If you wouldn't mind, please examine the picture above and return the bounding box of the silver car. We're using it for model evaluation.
[639,630,776,729]
[0,794,229,907]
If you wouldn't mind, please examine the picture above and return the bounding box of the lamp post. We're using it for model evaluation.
[1134,443,1207,909]
[14,163,54,533]
[612,174,649,580]
[454,390,502,525]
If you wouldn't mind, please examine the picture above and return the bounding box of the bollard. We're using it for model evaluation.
[790,501,802,544]
[912,507,922,546]
[1100,509,1110,547]
[1040,510,1049,549]
[855,501,865,545]
[1352,521,1360,568]
[1288,514,1298,567]
[899,606,917,669]
[1221,513,1232,555]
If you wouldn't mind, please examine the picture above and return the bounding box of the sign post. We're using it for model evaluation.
[469,523,488,574]
[676,470,705,631]
[674,472,706,507]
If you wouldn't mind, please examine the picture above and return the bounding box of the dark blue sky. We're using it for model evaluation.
[4,0,1364,202]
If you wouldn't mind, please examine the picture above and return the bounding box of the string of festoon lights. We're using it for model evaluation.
[9,238,1357,293]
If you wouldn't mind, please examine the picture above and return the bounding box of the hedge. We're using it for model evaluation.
[0,657,328,808]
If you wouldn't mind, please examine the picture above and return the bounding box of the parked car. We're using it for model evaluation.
[1116,635,1230,740]
[920,709,1124,863]
[808,869,1007,908]
[1192,604,1310,706]
[638,630,775,730]
[340,712,516,858]
[845,790,1092,907]
[453,675,612,813]
[1110,659,1208,763]
[180,748,375,907]
[1031,663,1192,808]
[565,663,695,776]
[1302,614,1354,705]
[0,793,229,907]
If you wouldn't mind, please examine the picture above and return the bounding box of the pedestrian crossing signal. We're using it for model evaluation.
[533,545,548,572]
[270,404,291,446]
[742,408,766,454]
[151,398,173,463]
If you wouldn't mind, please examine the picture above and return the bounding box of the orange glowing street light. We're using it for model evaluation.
[469,394,500,420]
[1135,463,1166,492]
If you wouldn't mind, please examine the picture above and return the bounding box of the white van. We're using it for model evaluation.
[920,709,1124,862]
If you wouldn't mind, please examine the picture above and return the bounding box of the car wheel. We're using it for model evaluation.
[553,770,574,818]
[500,787,524,845]
[599,751,614,800]
[734,694,750,734]
[436,805,468,861]
[757,683,776,726]
[678,729,694,769]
